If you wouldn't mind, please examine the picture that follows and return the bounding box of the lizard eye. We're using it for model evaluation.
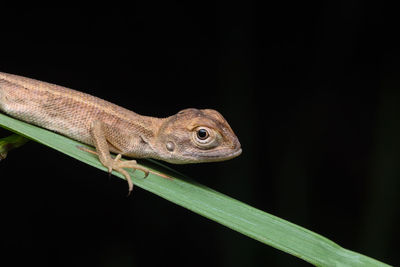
[196,128,209,140]
[192,127,219,149]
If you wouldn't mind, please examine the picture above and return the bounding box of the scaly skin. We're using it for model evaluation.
[0,72,241,193]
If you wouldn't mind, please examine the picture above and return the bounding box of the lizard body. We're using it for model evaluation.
[0,72,241,192]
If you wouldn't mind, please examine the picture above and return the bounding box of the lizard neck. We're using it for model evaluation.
[123,115,166,158]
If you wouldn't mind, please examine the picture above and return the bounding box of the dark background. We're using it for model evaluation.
[0,4,399,266]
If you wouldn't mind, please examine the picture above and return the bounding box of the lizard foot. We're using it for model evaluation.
[104,154,150,195]
[77,146,149,195]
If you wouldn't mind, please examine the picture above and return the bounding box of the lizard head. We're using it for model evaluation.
[155,108,242,164]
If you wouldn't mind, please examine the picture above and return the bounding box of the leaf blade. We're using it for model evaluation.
[0,112,390,267]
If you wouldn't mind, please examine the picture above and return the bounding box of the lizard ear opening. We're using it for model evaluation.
[166,141,175,152]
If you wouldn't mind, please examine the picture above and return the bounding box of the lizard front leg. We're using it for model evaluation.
[90,120,149,194]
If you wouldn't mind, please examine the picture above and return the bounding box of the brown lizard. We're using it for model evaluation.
[0,72,242,193]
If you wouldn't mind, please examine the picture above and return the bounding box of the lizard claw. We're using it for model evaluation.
[104,153,150,195]
[78,146,151,195]
[108,154,121,177]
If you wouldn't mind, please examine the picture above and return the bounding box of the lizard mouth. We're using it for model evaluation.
[182,146,242,163]
[215,147,242,160]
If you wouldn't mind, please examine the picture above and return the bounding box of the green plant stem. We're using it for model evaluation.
[0,113,391,267]
[0,133,29,159]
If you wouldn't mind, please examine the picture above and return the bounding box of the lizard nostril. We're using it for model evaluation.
[232,138,241,150]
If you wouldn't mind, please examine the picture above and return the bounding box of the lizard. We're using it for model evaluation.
[0,71,242,193]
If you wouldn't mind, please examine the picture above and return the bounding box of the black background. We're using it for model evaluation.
[1,4,399,266]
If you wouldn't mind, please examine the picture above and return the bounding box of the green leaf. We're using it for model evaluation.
[0,112,391,267]
[0,133,28,159]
